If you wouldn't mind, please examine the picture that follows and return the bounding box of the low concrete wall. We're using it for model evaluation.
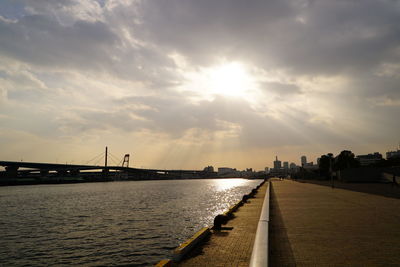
[249,180,270,267]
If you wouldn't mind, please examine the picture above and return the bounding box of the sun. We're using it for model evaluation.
[207,62,254,97]
[180,61,259,102]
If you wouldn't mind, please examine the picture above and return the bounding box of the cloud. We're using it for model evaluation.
[368,96,400,107]
[133,0,400,75]
[0,0,399,168]
[0,14,116,68]
[54,92,358,151]
[261,81,302,96]
[0,86,6,103]
[0,8,179,87]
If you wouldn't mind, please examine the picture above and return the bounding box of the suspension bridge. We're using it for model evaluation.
[0,147,215,183]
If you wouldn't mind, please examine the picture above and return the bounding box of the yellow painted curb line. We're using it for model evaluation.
[223,200,243,217]
[154,259,173,267]
[173,227,211,261]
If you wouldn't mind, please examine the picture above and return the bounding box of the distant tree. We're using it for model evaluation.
[334,150,360,171]
[318,153,334,179]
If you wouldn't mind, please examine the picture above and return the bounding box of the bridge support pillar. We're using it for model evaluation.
[57,170,67,176]
[102,168,109,180]
[70,169,80,176]
[5,166,18,179]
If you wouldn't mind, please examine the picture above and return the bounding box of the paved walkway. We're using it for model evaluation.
[177,182,268,267]
[270,180,400,266]
[299,179,400,199]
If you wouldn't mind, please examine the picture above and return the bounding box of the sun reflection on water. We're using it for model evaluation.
[213,178,248,191]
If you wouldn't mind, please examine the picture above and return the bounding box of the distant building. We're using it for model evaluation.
[264,167,269,173]
[301,156,307,167]
[203,166,214,172]
[356,153,382,166]
[218,167,234,175]
[303,162,318,170]
[218,167,239,177]
[270,156,287,177]
[273,156,282,170]
[386,150,400,159]
[289,162,299,174]
[283,162,289,170]
[240,168,255,178]
[269,168,287,177]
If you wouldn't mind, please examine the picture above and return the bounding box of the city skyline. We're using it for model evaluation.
[1,1,399,170]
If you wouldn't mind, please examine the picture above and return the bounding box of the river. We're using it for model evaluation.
[0,178,262,266]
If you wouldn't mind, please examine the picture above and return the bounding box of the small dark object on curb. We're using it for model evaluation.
[250,189,257,196]
[213,214,229,230]
[242,194,250,202]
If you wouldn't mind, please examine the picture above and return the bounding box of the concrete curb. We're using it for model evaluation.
[249,180,270,267]
[223,199,243,217]
[154,259,173,267]
[173,227,211,261]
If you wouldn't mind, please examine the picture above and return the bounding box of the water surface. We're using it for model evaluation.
[0,178,261,266]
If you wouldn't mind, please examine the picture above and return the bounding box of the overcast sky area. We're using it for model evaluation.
[0,0,399,170]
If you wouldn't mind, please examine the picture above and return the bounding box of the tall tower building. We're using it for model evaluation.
[273,156,282,170]
[283,161,289,170]
[301,156,307,167]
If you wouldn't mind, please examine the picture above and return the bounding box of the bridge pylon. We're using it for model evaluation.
[122,154,130,168]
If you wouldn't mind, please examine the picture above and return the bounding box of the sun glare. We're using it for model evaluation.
[207,62,254,97]
[182,61,260,103]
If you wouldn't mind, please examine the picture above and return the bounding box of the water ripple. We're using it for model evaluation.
[0,179,261,266]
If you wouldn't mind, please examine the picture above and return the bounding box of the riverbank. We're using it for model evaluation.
[161,178,400,266]
[0,176,260,187]
[158,180,269,266]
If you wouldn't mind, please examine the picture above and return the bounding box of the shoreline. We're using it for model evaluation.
[0,176,261,187]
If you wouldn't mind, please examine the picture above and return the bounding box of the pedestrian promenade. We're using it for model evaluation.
[177,182,268,267]
[270,180,400,266]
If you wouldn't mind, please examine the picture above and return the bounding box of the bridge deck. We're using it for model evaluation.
[0,161,203,173]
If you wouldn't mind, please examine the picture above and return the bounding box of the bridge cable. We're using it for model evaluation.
[107,152,121,166]
[108,152,125,166]
[85,152,105,165]
[93,156,105,166]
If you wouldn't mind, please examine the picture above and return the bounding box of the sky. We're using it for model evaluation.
[0,0,399,170]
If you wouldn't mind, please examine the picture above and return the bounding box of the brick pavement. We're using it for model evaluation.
[270,180,400,266]
[177,182,268,267]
